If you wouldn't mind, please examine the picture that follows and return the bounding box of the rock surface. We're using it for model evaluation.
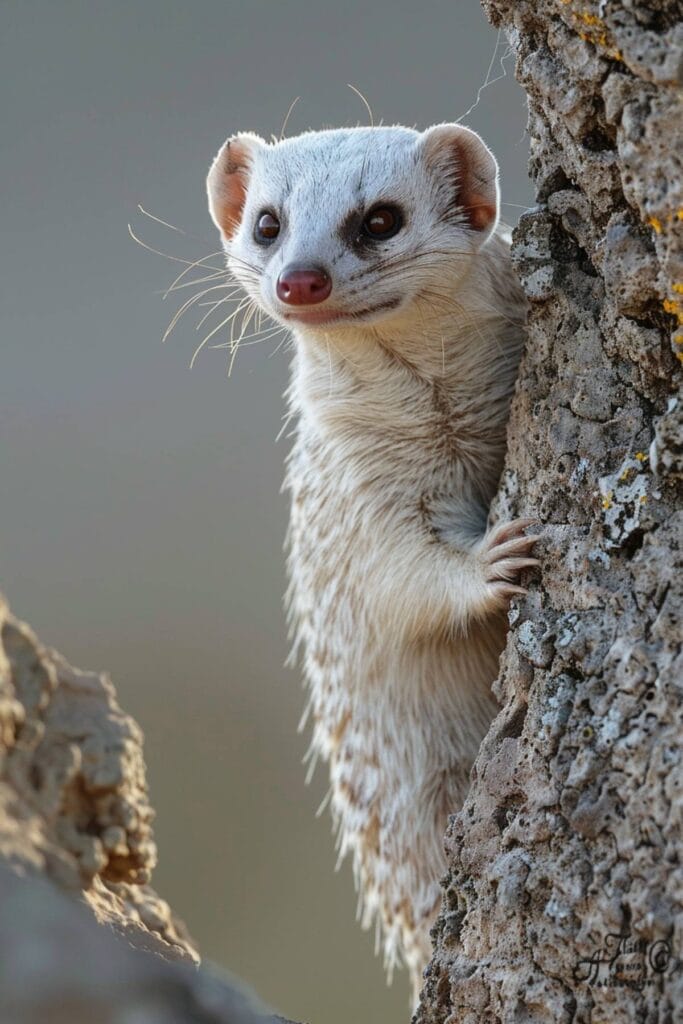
[0,863,284,1024]
[0,593,197,961]
[416,2,682,1023]
[0,595,286,1023]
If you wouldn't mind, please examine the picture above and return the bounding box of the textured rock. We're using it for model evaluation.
[0,593,197,962]
[0,864,284,1024]
[416,2,682,1023]
[0,594,293,1023]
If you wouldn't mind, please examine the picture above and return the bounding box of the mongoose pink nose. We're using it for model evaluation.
[276,265,332,306]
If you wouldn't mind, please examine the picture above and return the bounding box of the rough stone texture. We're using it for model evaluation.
[0,594,291,1022]
[416,3,682,1023]
[0,863,285,1024]
[0,593,197,962]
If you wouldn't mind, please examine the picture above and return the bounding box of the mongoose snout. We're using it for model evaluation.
[276,265,333,305]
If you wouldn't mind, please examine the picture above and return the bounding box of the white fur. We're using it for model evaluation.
[207,124,532,1002]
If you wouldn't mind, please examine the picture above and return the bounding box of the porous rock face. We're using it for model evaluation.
[0,862,282,1024]
[0,595,286,1023]
[0,593,196,961]
[416,3,682,1023]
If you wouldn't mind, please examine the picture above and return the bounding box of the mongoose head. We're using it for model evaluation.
[206,124,500,334]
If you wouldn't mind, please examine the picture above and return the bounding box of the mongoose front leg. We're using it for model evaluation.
[369,513,540,643]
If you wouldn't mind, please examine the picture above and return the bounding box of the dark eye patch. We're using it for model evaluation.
[338,204,405,258]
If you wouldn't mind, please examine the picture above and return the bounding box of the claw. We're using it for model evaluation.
[490,582,528,599]
[484,536,539,563]
[487,556,541,582]
[488,516,540,546]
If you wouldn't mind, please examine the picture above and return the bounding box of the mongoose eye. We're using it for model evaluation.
[254,210,280,244]
[361,205,403,240]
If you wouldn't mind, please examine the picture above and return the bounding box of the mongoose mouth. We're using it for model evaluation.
[283,297,401,328]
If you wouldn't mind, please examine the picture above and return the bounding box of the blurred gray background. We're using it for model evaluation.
[0,2,531,1020]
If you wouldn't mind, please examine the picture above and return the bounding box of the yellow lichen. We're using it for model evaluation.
[663,299,680,315]
[635,452,648,463]
[602,492,613,510]
[648,216,663,234]
[673,283,683,294]
[619,467,632,482]
[639,495,648,504]
[580,11,602,25]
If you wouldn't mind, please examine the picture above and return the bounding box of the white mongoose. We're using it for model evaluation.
[206,123,537,1001]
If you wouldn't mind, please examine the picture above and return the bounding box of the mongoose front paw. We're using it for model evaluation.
[478,516,540,601]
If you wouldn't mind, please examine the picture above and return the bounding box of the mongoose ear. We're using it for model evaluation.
[420,124,500,240]
[207,133,266,241]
